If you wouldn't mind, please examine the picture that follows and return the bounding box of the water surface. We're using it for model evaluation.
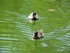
[0,0,70,53]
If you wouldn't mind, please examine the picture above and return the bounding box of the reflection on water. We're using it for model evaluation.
[0,0,70,53]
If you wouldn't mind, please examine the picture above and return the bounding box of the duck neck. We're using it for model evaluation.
[33,15,36,18]
[33,13,36,18]
[34,32,38,38]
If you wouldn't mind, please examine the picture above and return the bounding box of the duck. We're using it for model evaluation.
[33,29,44,39]
[28,12,39,21]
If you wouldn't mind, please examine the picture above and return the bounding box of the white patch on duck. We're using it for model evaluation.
[28,12,39,21]
[33,29,44,39]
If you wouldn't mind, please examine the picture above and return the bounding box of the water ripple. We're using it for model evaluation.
[0,48,10,50]
[0,37,19,41]
[44,23,70,52]
[46,23,70,37]
[41,43,48,47]
[1,10,27,20]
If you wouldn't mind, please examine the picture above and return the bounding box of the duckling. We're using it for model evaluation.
[28,12,39,21]
[33,29,44,39]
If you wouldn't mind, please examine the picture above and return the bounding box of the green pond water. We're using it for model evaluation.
[0,0,70,53]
